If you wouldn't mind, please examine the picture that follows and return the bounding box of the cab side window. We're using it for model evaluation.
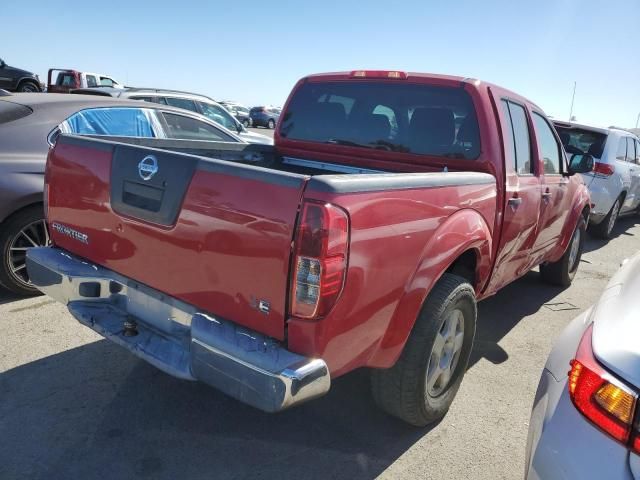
[532,113,561,175]
[86,75,98,87]
[500,99,533,175]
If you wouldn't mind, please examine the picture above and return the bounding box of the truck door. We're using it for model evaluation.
[485,98,542,294]
[530,112,572,254]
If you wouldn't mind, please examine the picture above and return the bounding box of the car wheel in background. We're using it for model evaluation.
[540,215,586,287]
[267,119,275,129]
[371,273,476,426]
[0,205,49,295]
[591,196,621,240]
[17,81,40,93]
[242,119,250,128]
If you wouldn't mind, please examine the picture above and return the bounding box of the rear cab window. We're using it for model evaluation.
[279,81,481,160]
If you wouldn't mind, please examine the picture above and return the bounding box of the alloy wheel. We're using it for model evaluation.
[6,219,50,288]
[426,309,465,397]
[607,200,620,236]
[568,227,581,272]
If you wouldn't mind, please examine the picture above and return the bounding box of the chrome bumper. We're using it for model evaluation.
[26,247,330,412]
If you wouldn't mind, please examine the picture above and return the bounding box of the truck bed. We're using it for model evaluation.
[45,134,496,350]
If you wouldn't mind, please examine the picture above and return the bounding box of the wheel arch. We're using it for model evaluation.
[367,208,492,369]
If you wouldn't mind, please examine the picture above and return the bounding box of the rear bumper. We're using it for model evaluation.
[26,247,330,412]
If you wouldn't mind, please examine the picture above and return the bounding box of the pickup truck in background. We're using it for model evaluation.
[47,68,122,93]
[27,70,593,426]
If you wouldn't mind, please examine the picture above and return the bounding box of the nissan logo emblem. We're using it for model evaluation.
[138,155,158,181]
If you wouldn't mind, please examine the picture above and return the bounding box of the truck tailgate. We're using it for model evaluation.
[46,135,309,340]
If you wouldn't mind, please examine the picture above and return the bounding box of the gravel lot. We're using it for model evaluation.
[1,215,638,480]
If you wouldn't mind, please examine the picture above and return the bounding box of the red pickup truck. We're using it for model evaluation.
[27,70,593,426]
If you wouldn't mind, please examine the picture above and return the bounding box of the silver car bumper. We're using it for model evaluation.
[25,247,330,413]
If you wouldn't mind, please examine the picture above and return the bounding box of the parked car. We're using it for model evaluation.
[47,69,122,94]
[554,121,640,238]
[249,106,280,128]
[219,102,252,127]
[525,252,640,479]
[0,92,249,295]
[71,87,271,145]
[27,70,592,425]
[0,59,42,92]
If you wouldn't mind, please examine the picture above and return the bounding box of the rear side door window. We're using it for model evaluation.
[164,97,198,112]
[532,113,561,175]
[500,100,533,175]
[616,137,627,161]
[161,112,237,142]
[626,137,636,163]
[197,102,238,131]
[86,75,98,87]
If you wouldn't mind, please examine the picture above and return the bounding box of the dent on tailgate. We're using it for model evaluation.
[46,136,309,340]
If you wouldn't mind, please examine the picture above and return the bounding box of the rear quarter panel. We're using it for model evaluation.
[287,177,497,376]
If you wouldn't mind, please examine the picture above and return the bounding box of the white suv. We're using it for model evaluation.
[555,122,640,238]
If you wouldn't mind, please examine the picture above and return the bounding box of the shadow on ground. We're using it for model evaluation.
[0,287,25,306]
[583,216,639,254]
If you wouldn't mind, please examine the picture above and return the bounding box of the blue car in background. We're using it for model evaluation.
[249,106,280,129]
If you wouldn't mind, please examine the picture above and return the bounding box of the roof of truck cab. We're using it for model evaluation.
[301,71,543,111]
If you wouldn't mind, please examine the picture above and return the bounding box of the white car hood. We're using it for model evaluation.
[239,130,273,145]
[592,252,640,389]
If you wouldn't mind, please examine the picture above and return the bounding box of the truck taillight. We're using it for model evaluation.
[593,162,615,176]
[569,324,639,446]
[290,201,349,319]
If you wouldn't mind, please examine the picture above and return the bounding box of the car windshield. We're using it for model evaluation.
[279,81,481,159]
[62,107,156,137]
[554,126,607,159]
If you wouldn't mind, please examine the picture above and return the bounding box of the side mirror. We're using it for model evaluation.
[568,153,595,175]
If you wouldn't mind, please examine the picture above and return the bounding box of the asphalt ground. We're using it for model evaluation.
[1,215,638,479]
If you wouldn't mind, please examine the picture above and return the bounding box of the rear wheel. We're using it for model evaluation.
[371,273,476,426]
[540,215,586,287]
[17,81,40,93]
[0,205,49,295]
[591,197,621,239]
[267,118,275,129]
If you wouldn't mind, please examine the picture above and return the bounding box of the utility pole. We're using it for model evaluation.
[569,81,577,121]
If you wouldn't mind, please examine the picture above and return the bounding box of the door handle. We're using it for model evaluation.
[508,197,522,207]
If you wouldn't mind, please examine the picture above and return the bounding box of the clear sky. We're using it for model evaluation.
[3,0,639,128]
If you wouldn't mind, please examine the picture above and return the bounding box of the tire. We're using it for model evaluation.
[371,273,477,426]
[0,205,49,296]
[590,196,621,240]
[17,81,40,93]
[242,119,250,128]
[540,215,586,287]
[267,119,275,129]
